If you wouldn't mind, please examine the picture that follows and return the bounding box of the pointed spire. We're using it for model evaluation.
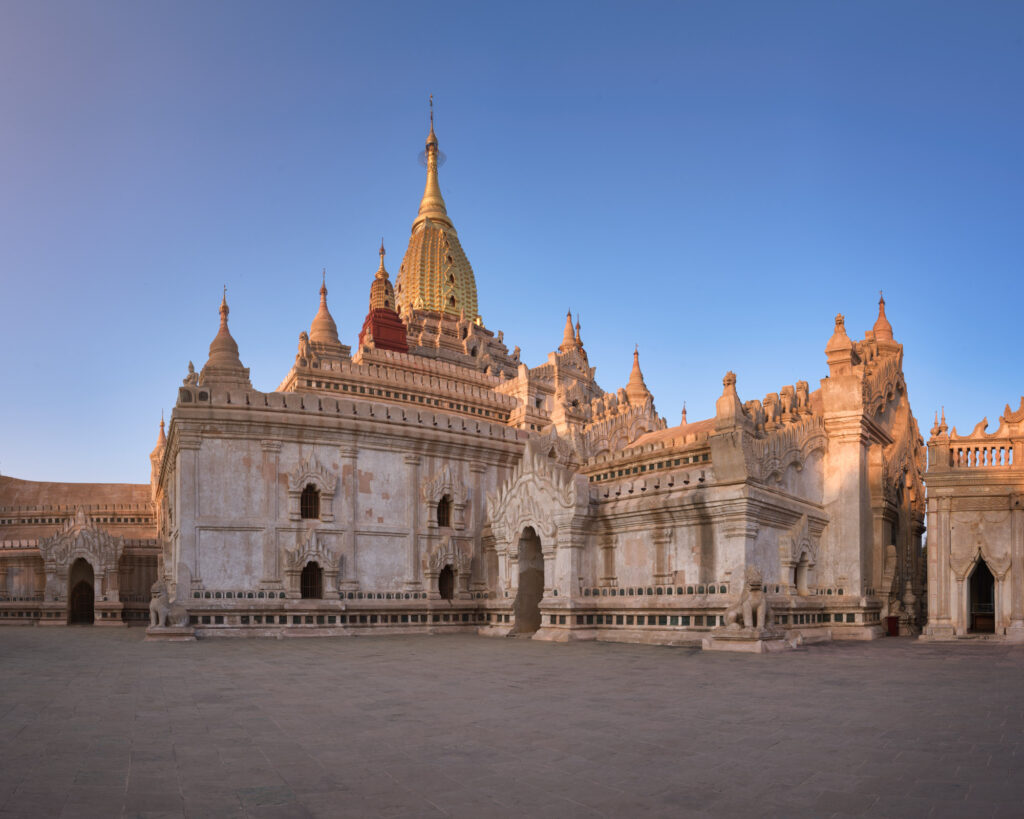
[376,238,388,279]
[153,412,166,450]
[681,402,688,425]
[413,94,451,230]
[309,269,341,346]
[200,287,251,387]
[206,287,241,366]
[558,309,577,354]
[873,290,894,342]
[626,345,652,404]
[575,315,582,346]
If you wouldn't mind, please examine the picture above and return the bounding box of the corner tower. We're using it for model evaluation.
[395,102,479,321]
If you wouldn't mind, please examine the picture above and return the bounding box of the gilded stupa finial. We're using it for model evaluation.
[376,240,388,279]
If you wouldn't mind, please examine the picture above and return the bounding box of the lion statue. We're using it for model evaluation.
[724,566,771,631]
[149,580,190,628]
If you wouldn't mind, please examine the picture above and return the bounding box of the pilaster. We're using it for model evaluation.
[260,440,283,588]
[404,454,422,591]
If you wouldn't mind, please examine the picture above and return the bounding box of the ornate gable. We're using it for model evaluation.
[486,437,589,549]
[39,507,124,575]
[287,453,338,521]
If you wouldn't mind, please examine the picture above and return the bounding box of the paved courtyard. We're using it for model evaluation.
[0,630,1021,818]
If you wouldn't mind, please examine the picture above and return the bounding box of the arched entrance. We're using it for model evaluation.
[512,527,543,634]
[438,565,455,600]
[68,557,95,625]
[300,561,323,599]
[794,552,810,596]
[969,560,995,634]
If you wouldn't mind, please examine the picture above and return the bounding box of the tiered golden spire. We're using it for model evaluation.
[396,97,479,320]
[413,94,451,231]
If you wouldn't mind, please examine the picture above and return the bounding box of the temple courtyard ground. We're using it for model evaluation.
[0,630,1021,818]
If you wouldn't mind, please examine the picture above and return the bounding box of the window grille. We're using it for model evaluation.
[300,485,320,519]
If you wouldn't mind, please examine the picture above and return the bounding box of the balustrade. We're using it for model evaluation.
[949,442,1015,468]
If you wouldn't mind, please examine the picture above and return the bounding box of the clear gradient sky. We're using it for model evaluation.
[1,1,1022,484]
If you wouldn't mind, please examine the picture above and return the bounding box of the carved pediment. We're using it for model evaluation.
[38,507,124,574]
[284,531,337,571]
[421,464,468,505]
[426,536,472,574]
[288,453,338,495]
[779,514,816,567]
[486,437,589,547]
[752,416,827,482]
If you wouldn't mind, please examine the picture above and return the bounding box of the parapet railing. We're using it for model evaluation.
[947,440,1015,468]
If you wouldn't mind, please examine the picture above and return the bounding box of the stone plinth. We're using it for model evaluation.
[145,625,196,642]
[95,602,126,626]
[703,628,791,653]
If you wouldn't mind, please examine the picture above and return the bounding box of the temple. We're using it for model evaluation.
[1,113,937,649]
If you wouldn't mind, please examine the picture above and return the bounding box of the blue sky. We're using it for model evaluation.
[1,1,1022,483]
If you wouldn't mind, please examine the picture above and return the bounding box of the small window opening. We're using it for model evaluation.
[300,484,320,519]
[437,494,452,527]
[438,565,455,600]
[301,562,324,599]
[448,296,456,307]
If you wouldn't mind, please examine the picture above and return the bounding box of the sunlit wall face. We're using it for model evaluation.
[1,1,1021,482]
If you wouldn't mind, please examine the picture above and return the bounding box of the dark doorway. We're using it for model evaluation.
[513,527,543,634]
[301,561,324,599]
[438,565,454,600]
[969,560,995,633]
[68,558,95,625]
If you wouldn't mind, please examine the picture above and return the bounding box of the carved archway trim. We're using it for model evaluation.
[38,508,125,602]
[287,453,338,521]
[421,464,469,530]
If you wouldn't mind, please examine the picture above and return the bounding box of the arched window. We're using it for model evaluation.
[300,484,320,519]
[301,561,323,599]
[437,494,452,528]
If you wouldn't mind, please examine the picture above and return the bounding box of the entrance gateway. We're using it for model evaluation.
[969,560,995,634]
[513,527,543,634]
[67,557,94,625]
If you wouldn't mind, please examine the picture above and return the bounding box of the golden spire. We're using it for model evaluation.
[413,94,451,230]
[376,239,388,279]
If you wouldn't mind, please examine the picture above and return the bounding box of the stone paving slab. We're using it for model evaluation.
[1,629,1023,817]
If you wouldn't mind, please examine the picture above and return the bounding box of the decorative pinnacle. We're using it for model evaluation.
[321,268,327,298]
[219,286,229,322]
